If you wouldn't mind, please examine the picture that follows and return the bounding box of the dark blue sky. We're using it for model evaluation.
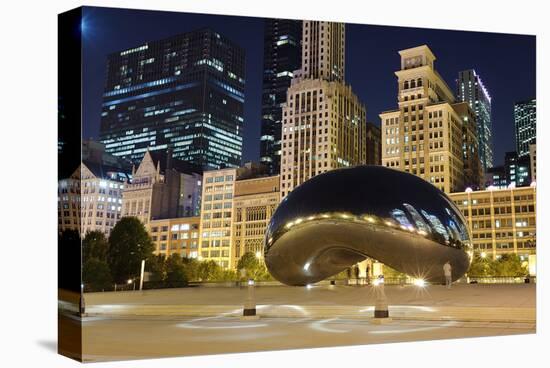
[81,6,535,166]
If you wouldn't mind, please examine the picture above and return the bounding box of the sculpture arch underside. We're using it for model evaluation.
[264,166,472,286]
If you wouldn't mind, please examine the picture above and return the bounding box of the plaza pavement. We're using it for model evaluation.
[80,283,536,323]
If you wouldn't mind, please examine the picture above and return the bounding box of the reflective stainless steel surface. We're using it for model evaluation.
[265,166,472,286]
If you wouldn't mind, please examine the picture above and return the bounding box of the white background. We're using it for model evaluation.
[0,0,548,367]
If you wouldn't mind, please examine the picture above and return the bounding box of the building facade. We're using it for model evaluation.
[529,143,536,182]
[100,28,245,169]
[148,217,200,258]
[457,69,493,172]
[232,175,280,268]
[198,167,238,269]
[485,166,508,189]
[380,45,479,194]
[259,19,302,175]
[280,21,367,199]
[58,161,130,236]
[514,98,536,158]
[198,163,278,269]
[449,185,536,259]
[122,150,202,225]
[505,151,531,188]
[365,122,382,165]
[453,102,483,189]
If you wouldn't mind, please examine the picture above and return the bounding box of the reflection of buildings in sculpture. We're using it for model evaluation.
[233,175,280,268]
[265,166,472,286]
[280,21,367,199]
[380,45,482,193]
[147,217,200,258]
[198,162,274,269]
[449,185,536,259]
[122,150,202,225]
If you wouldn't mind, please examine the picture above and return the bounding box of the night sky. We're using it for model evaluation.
[81,6,535,166]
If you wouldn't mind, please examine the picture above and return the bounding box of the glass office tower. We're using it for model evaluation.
[259,19,302,175]
[100,28,245,170]
[457,69,493,172]
[514,98,536,158]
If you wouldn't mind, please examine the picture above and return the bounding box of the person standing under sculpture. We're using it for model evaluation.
[443,261,452,289]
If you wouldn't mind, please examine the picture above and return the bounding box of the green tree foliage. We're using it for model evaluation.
[82,230,109,264]
[107,217,154,283]
[490,254,528,277]
[468,252,528,277]
[83,258,112,291]
[146,254,167,282]
[165,254,188,284]
[236,251,261,279]
[197,260,223,281]
[467,252,491,276]
[181,257,200,281]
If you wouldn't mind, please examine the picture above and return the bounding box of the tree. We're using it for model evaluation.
[146,254,167,282]
[467,252,491,277]
[165,254,188,284]
[83,258,112,291]
[181,257,200,281]
[107,217,155,283]
[82,230,109,264]
[197,260,223,281]
[490,254,528,277]
[236,252,262,280]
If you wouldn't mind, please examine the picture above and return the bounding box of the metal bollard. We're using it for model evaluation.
[242,279,259,320]
[372,275,391,324]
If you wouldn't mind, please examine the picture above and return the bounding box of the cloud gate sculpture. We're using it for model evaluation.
[264,166,472,286]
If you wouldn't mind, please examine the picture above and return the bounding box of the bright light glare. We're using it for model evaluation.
[480,252,487,258]
[306,284,313,289]
[413,278,426,287]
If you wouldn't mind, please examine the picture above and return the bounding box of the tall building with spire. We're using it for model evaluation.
[279,21,367,199]
[259,19,302,175]
[457,69,493,172]
[380,45,481,194]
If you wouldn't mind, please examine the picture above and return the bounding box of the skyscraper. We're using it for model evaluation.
[365,122,382,166]
[279,21,367,199]
[457,69,493,172]
[100,29,245,170]
[259,19,302,175]
[380,45,480,194]
[505,151,531,187]
[514,98,536,158]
